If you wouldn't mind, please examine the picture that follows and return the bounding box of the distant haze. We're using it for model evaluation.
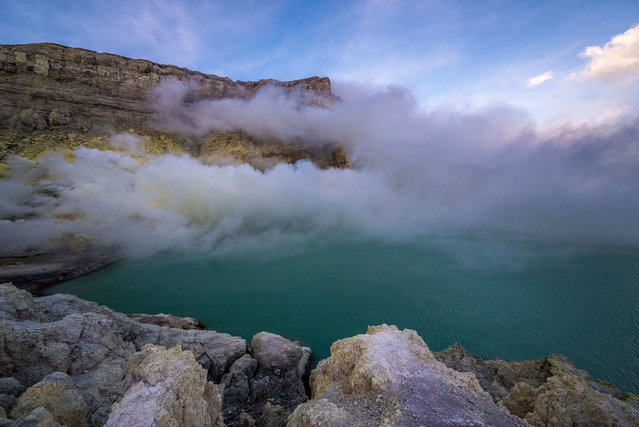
[1,82,638,257]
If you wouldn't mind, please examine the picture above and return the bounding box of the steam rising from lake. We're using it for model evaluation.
[1,82,638,257]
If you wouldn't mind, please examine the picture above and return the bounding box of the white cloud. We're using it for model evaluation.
[580,24,639,83]
[527,71,553,87]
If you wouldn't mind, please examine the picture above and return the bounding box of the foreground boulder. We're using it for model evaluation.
[9,372,87,426]
[289,324,526,426]
[436,343,639,426]
[2,283,638,426]
[0,283,245,425]
[221,332,311,426]
[105,344,224,426]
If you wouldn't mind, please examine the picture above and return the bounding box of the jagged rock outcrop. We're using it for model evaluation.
[0,283,245,426]
[2,283,637,426]
[105,344,224,427]
[0,283,311,426]
[6,406,59,427]
[0,43,349,171]
[436,342,639,426]
[222,332,311,426]
[290,324,526,426]
[250,332,307,405]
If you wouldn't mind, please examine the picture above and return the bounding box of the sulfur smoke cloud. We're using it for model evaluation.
[1,81,638,257]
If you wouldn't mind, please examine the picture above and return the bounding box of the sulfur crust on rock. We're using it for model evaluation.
[299,324,526,426]
[105,344,224,427]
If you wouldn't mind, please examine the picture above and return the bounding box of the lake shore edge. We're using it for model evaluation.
[1,282,638,426]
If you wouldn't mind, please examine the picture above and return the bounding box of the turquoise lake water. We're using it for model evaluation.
[49,237,639,394]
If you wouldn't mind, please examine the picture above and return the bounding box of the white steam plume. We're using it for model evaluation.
[1,82,638,257]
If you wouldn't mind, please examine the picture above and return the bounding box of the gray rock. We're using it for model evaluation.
[250,332,307,410]
[47,110,70,127]
[0,283,246,426]
[221,354,257,405]
[12,109,47,132]
[259,402,289,427]
[127,313,205,330]
[132,324,247,381]
[10,407,59,427]
[436,343,639,426]
[236,411,256,426]
[0,377,25,414]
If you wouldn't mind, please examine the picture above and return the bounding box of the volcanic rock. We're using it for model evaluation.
[105,344,224,427]
[10,372,87,426]
[0,283,245,426]
[0,43,349,172]
[290,324,526,426]
[436,342,639,426]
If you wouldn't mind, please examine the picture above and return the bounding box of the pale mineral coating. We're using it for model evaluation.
[296,324,527,426]
[10,372,88,427]
[287,399,350,427]
[436,342,639,426]
[105,344,224,427]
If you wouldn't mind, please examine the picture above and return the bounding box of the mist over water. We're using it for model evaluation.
[1,82,639,257]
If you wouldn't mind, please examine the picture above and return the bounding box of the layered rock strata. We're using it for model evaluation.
[0,43,349,170]
[0,43,351,289]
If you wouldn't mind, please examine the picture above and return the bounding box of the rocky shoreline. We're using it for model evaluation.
[0,250,117,296]
[1,282,638,426]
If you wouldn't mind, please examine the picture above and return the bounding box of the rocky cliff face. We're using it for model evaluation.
[0,43,348,169]
[1,283,637,426]
[0,43,334,131]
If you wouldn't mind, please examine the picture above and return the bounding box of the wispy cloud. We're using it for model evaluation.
[579,23,639,83]
[527,71,553,87]
[594,105,632,125]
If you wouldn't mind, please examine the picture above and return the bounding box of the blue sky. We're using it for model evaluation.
[1,0,639,124]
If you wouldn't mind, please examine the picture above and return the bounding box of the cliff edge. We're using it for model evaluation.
[0,43,349,169]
